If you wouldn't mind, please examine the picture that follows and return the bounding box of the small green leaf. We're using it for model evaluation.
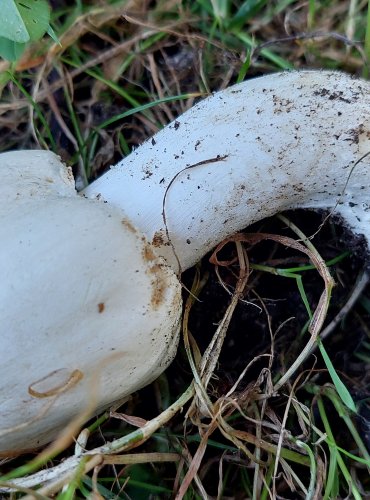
[0,0,29,43]
[15,0,50,42]
[0,37,25,61]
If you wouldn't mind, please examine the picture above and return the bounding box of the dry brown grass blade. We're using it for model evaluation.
[178,246,258,497]
[272,372,310,497]
[103,452,181,465]
[0,1,140,73]
[186,245,250,419]
[109,412,148,428]
[209,230,335,392]
[210,232,333,336]
[175,419,217,500]
[0,32,156,111]
[177,225,333,496]
[21,455,104,500]
[199,242,250,390]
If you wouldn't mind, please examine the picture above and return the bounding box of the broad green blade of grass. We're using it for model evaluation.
[318,398,362,500]
[296,441,317,499]
[236,32,294,69]
[317,339,357,413]
[228,0,267,31]
[96,93,202,131]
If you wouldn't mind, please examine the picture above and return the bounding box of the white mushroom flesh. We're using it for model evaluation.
[84,71,370,272]
[0,152,181,453]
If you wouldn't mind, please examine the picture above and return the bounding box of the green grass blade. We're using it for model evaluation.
[7,71,56,150]
[97,93,201,131]
[317,339,356,413]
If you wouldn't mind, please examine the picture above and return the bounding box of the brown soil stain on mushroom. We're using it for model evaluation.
[121,218,137,234]
[152,231,165,247]
[143,244,157,262]
[148,264,167,310]
[152,230,170,247]
[142,243,167,309]
[350,124,370,154]
[97,302,105,313]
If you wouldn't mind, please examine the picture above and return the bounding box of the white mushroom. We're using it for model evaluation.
[0,70,369,454]
[84,70,370,272]
[0,151,181,453]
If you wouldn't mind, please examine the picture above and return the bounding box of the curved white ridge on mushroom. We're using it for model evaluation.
[84,70,370,272]
[0,70,369,453]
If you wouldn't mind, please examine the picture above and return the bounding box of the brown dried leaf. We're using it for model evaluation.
[110,411,148,428]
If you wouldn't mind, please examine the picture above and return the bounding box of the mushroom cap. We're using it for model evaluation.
[0,149,76,208]
[0,151,181,454]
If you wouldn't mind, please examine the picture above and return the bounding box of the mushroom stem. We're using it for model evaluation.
[83,71,370,273]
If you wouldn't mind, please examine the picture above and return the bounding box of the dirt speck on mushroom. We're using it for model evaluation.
[121,219,137,234]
